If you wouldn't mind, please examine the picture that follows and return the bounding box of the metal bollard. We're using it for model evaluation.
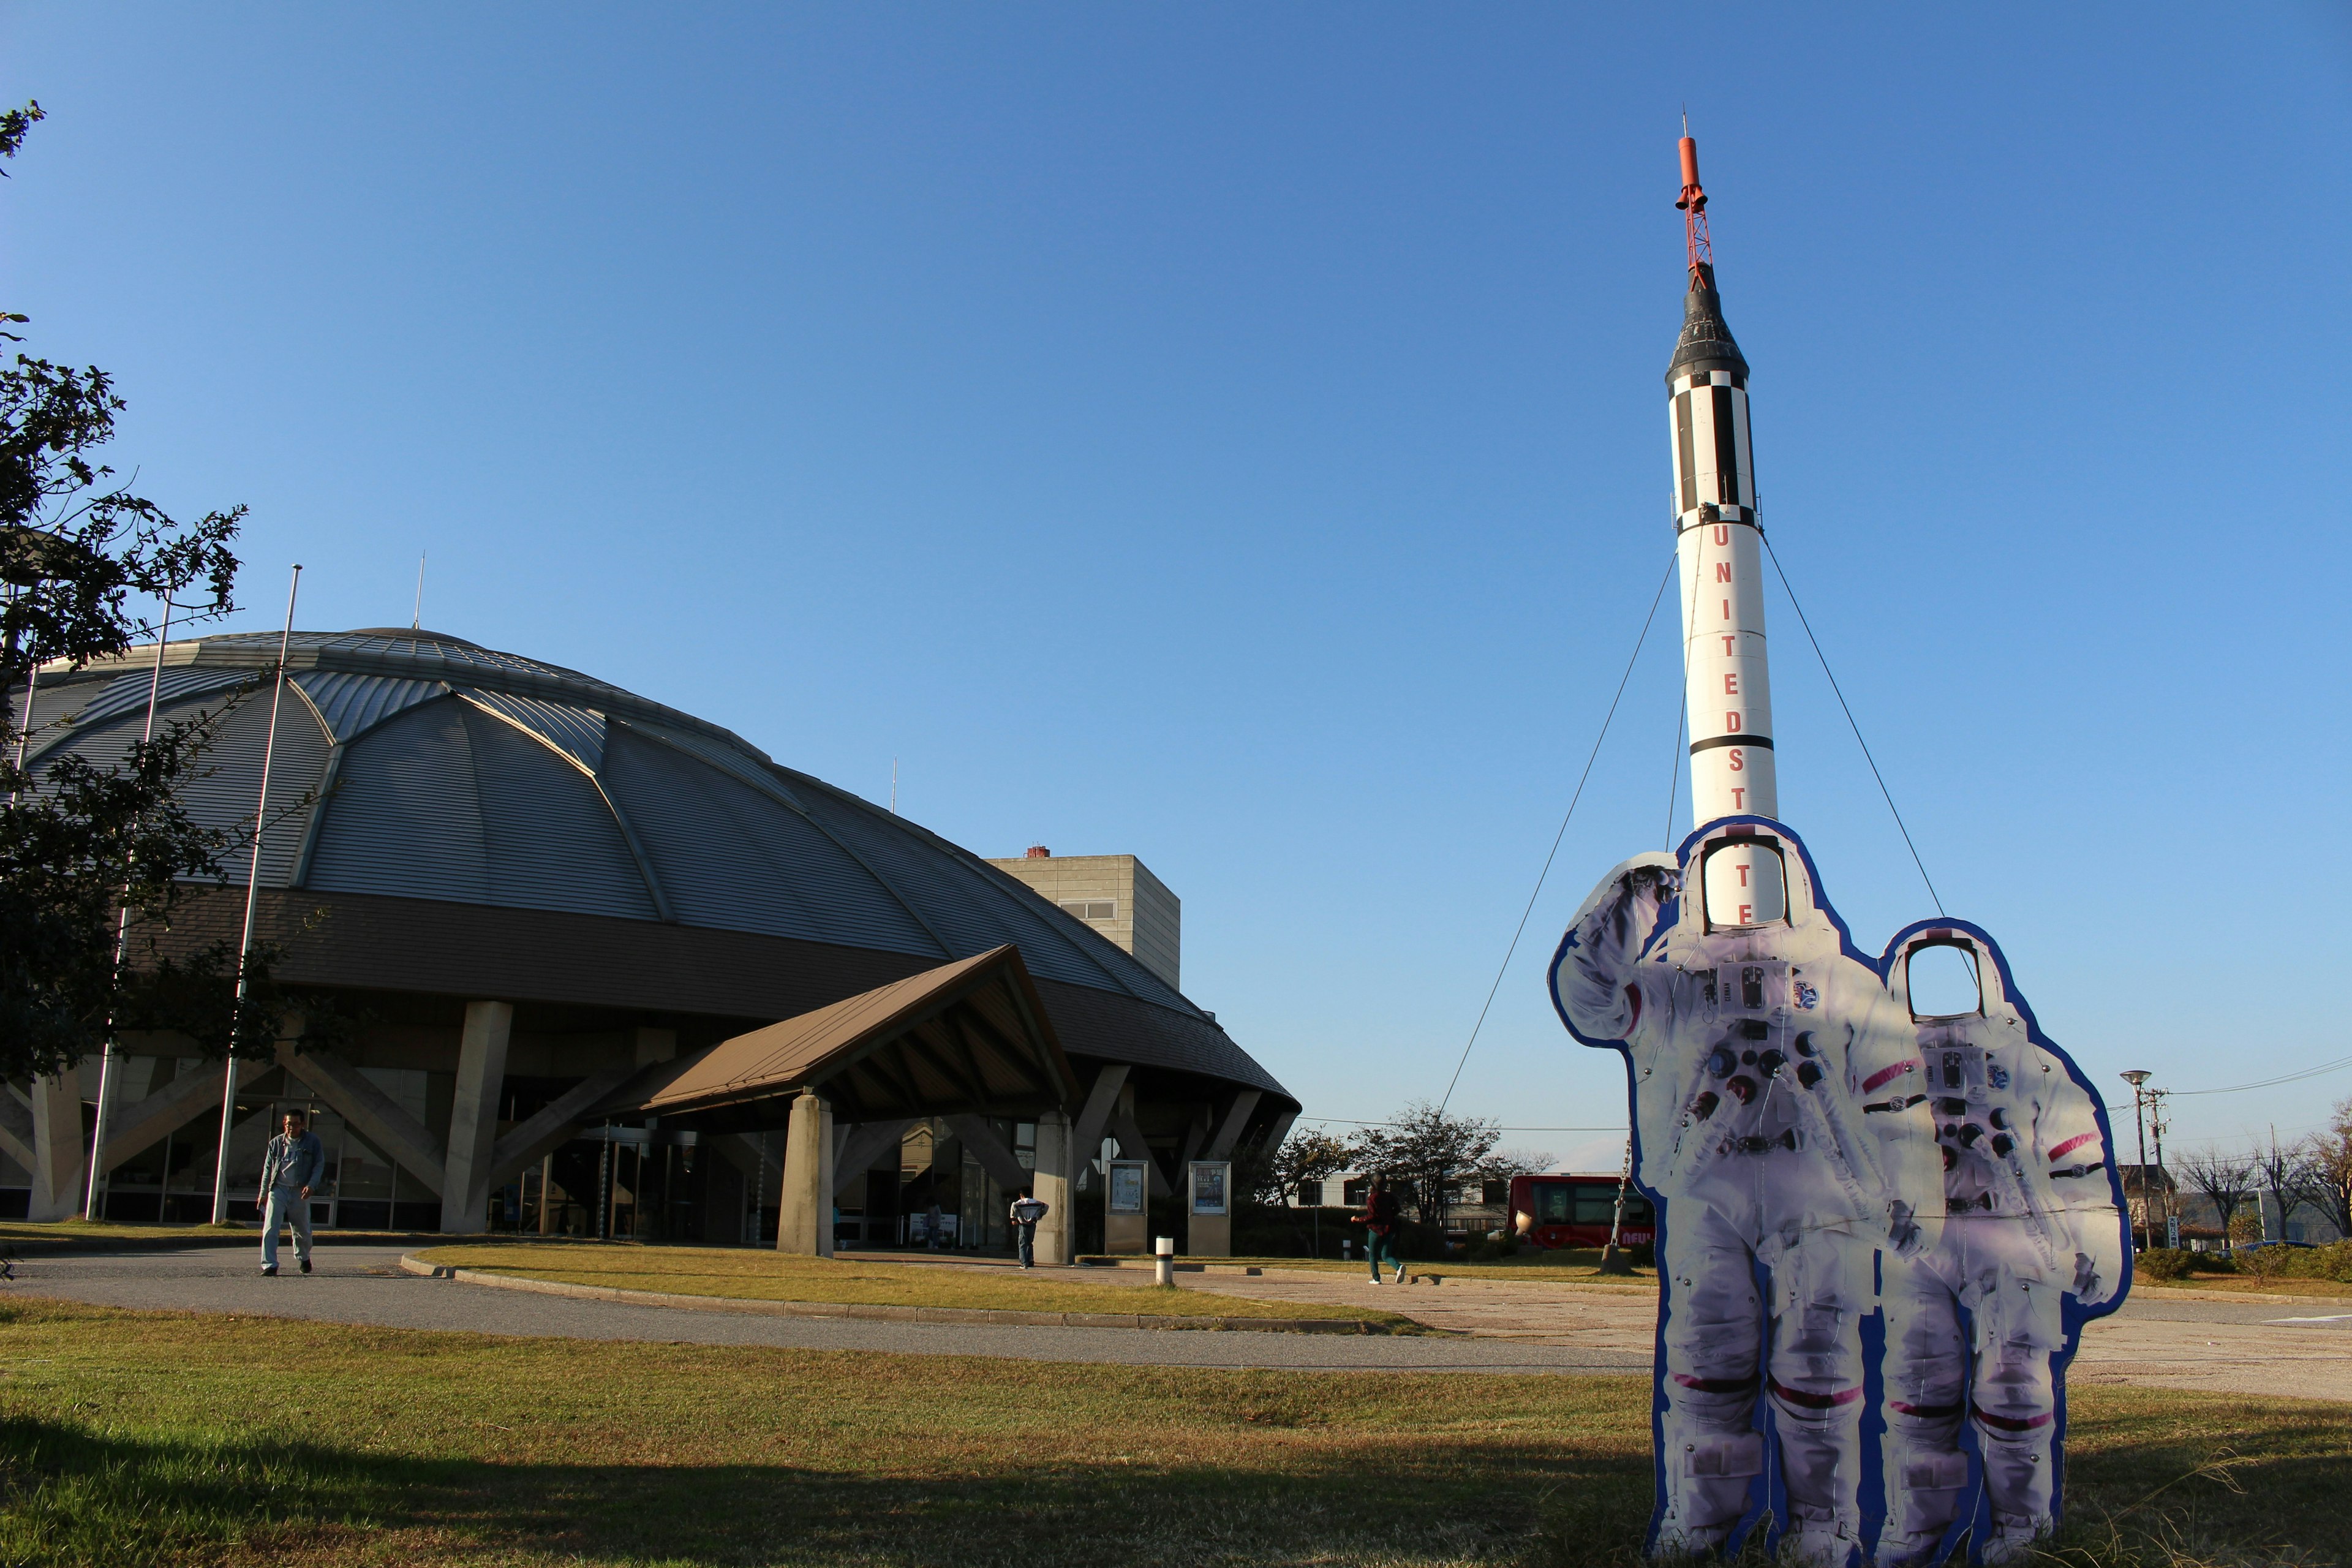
[1154,1235,1175,1287]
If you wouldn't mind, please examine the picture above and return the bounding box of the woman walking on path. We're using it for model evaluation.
[1356,1180,1405,1284]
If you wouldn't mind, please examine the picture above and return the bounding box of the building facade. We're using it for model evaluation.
[984,851,1180,993]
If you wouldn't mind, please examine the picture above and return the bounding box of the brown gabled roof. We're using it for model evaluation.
[595,944,1078,1128]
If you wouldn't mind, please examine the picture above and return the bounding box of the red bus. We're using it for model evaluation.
[1509,1173,1656,1251]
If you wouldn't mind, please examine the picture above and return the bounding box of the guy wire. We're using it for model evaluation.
[1437,550,1678,1115]
[1758,530,1942,914]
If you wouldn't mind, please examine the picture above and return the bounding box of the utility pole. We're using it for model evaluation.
[2120,1069,2151,1252]
[2147,1087,2172,1247]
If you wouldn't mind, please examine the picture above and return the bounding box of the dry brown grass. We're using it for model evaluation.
[0,1297,2342,1567]
[415,1242,1415,1323]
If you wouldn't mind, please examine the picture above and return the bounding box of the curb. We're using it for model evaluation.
[1075,1257,1265,1276]
[2135,1284,2352,1307]
[0,1231,450,1255]
[398,1254,1425,1335]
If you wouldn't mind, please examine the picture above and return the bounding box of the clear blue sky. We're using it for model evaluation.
[5,6,2347,1166]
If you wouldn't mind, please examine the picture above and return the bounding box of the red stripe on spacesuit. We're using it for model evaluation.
[1971,1404,2052,1433]
[1861,1060,1920,1093]
[1672,1372,1761,1393]
[1768,1378,1862,1409]
[2046,1132,2098,1161]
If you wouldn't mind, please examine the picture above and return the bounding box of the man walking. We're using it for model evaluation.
[1008,1189,1050,1268]
[258,1109,325,1277]
[1357,1179,1406,1284]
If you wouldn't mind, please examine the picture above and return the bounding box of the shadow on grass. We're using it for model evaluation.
[2,1409,2343,1568]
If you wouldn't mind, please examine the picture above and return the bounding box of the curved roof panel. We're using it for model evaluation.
[28,628,1283,1100]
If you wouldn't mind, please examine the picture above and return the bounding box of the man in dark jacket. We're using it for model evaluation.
[257,1109,325,1276]
[1357,1180,1405,1284]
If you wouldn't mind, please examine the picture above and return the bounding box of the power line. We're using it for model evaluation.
[2165,1054,2352,1098]
[1758,531,1943,915]
[1434,551,1678,1115]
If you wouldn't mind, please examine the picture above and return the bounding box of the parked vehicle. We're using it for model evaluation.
[1509,1173,1656,1251]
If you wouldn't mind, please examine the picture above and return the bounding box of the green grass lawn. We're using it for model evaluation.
[0,1298,2341,1567]
[415,1243,1415,1325]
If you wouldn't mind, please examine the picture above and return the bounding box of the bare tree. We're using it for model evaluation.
[2176,1145,2256,1250]
[2298,1101,2351,1242]
[2254,1131,2312,1244]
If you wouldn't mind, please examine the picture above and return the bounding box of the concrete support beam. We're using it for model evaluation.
[486,1066,636,1192]
[944,1113,1031,1194]
[1032,1109,1072,1265]
[777,1091,834,1257]
[1257,1107,1298,1159]
[441,1000,514,1232]
[1110,1109,1172,1199]
[1202,1090,1263,1161]
[27,1073,84,1221]
[0,1085,36,1175]
[100,1061,231,1174]
[276,1043,447,1197]
[1068,1065,1128,1172]
[835,1120,913,1186]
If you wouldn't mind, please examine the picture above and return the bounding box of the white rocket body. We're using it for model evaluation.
[1667,263,1785,927]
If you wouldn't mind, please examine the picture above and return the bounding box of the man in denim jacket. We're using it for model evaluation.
[258,1109,325,1276]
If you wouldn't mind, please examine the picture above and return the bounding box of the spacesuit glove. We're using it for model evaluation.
[1886,1199,1928,1260]
[2071,1250,2111,1306]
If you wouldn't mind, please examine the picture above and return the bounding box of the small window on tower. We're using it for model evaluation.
[1059,900,1115,921]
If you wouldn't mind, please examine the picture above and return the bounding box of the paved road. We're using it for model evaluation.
[1,1246,1649,1375]
[7,1246,2344,1399]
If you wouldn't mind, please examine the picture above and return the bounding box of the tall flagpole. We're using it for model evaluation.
[85,595,177,1216]
[209,565,301,1225]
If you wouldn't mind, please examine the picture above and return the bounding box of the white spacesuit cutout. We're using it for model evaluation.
[1872,926,2127,1567]
[1553,821,1944,1565]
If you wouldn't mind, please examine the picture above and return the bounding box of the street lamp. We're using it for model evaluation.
[2121,1070,2152,1252]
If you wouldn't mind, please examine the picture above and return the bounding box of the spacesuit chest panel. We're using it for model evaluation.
[1920,1026,2035,1216]
[1676,953,1832,1158]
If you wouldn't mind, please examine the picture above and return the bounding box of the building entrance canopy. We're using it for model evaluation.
[594,946,1078,1132]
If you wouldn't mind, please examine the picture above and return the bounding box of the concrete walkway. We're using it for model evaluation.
[7,1245,2346,1400]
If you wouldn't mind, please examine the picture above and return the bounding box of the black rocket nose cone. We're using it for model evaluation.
[1667,264,1749,386]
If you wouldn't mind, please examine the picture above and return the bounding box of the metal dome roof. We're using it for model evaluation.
[23,629,1285,1098]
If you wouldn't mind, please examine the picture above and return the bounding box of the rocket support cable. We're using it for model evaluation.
[1436,550,1678,1116]
[1758,532,1945,915]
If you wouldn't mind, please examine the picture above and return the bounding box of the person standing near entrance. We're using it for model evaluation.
[925,1197,946,1251]
[258,1110,325,1277]
[1008,1189,1049,1268]
[1357,1180,1405,1285]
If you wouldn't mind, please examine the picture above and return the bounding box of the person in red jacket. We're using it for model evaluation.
[1356,1180,1405,1284]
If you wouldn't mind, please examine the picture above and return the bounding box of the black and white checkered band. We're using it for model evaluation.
[1673,370,1746,394]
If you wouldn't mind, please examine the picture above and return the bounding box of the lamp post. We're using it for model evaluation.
[2121,1070,2151,1252]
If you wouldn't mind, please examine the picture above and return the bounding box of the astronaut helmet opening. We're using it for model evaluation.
[1700,834,1789,930]
[1901,935,1987,1022]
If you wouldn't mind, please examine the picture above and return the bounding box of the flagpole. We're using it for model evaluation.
[85,595,176,1217]
[209,565,301,1225]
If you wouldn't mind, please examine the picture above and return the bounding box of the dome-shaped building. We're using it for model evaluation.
[10,628,1292,1252]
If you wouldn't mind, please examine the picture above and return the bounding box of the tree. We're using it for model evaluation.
[0,100,269,1084]
[2253,1132,2312,1245]
[2176,1145,2256,1250]
[2299,1101,2351,1243]
[1348,1101,1501,1229]
[1240,1127,1349,1210]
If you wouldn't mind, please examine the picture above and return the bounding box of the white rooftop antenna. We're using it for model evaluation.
[891,757,898,815]
[412,552,426,630]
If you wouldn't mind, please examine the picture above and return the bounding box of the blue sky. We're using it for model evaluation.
[4,6,2347,1166]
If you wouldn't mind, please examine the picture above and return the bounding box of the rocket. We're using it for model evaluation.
[1667,134,1784,925]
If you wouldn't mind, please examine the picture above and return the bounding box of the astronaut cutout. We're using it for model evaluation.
[1872,924,2128,1567]
[1553,820,1943,1565]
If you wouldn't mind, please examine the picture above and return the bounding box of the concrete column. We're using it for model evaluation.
[1032,1109,1072,1265]
[28,1071,86,1223]
[440,1000,514,1233]
[777,1090,835,1257]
